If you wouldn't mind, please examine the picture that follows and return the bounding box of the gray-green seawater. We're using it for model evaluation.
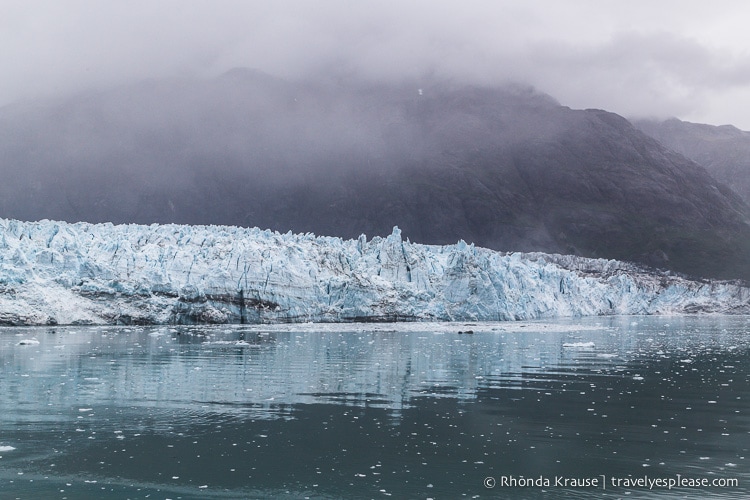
[1,316,748,499]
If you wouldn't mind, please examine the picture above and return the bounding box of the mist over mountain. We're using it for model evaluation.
[1,69,749,280]
[634,118,750,207]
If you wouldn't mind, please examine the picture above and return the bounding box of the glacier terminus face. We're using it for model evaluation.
[0,218,748,326]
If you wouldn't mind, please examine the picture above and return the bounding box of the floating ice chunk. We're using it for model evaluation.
[0,446,16,452]
[17,339,40,346]
[563,342,595,348]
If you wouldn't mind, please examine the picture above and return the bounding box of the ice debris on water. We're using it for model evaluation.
[0,218,749,326]
[563,342,595,348]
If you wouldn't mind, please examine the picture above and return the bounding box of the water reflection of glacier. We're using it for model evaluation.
[3,316,749,423]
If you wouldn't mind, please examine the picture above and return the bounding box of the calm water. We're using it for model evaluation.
[0,316,748,499]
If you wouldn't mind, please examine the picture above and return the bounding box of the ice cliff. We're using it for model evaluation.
[0,219,748,326]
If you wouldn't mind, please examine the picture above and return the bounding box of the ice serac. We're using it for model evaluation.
[0,219,748,326]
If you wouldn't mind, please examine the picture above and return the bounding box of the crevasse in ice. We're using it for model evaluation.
[0,219,747,325]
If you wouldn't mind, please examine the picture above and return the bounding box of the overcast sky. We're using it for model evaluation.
[3,0,750,128]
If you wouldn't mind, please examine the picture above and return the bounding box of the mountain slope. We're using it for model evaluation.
[634,118,750,206]
[1,71,749,279]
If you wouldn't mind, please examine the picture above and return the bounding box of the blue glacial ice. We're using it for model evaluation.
[0,219,747,325]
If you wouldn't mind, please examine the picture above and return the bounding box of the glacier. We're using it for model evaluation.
[0,218,748,326]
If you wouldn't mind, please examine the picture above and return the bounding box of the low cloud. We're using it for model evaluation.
[3,1,750,127]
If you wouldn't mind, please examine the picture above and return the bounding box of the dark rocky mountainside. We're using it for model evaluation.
[634,118,750,206]
[2,69,750,280]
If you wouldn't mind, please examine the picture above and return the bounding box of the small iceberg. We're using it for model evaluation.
[17,339,40,346]
[0,445,16,452]
[562,341,595,348]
